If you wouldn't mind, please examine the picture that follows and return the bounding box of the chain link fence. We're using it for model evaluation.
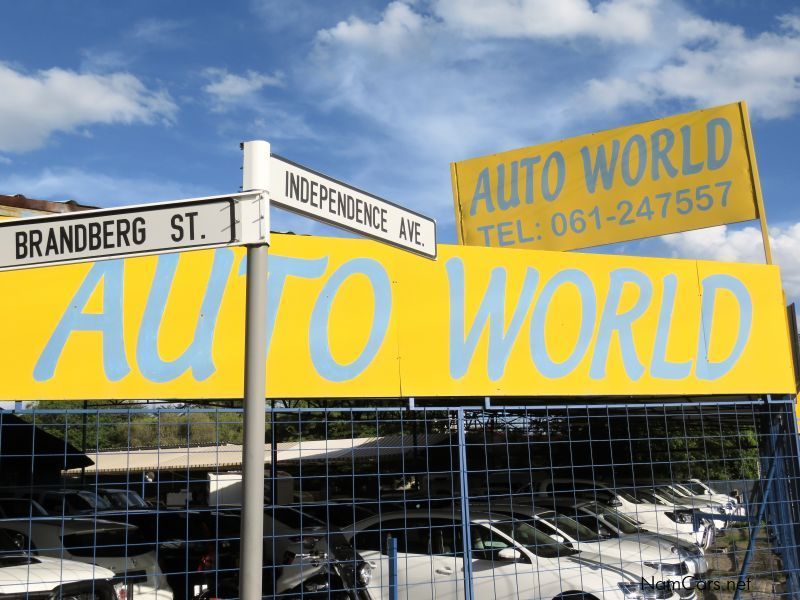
[0,396,797,600]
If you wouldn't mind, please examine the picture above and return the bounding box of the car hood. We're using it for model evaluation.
[0,554,115,594]
[576,538,686,566]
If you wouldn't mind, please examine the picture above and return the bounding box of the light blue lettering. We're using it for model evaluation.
[309,258,391,382]
[680,125,704,175]
[706,118,732,170]
[34,261,129,382]
[590,268,652,381]
[650,128,678,180]
[696,274,752,380]
[470,168,494,215]
[581,141,619,194]
[520,156,540,204]
[446,257,538,381]
[497,162,520,210]
[137,250,233,383]
[651,275,692,379]
[542,151,565,201]
[530,270,596,378]
[621,134,647,186]
[239,254,328,356]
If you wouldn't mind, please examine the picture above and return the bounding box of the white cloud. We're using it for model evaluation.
[581,13,800,119]
[317,2,430,56]
[203,68,283,111]
[662,223,800,299]
[299,2,800,231]
[0,64,177,153]
[433,0,658,43]
[0,168,206,207]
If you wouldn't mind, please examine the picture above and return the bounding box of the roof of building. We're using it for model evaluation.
[0,194,95,219]
[64,434,449,475]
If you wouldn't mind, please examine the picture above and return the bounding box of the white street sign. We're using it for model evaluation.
[270,154,437,259]
[0,193,260,271]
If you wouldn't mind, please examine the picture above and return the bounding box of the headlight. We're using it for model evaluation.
[357,561,373,586]
[665,511,690,523]
[618,581,671,599]
[644,561,687,576]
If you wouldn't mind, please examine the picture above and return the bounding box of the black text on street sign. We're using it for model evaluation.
[0,197,236,270]
[270,154,437,258]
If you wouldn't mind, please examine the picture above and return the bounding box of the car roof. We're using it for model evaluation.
[0,517,134,534]
[354,508,511,525]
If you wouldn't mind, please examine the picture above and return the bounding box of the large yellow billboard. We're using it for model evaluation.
[451,102,763,251]
[0,233,793,400]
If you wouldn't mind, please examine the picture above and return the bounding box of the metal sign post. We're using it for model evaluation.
[239,140,270,600]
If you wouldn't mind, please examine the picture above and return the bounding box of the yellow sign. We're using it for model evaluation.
[451,102,763,251]
[0,234,793,400]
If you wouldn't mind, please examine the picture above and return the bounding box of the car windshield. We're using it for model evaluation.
[489,519,579,558]
[103,490,149,509]
[615,489,641,504]
[78,492,114,510]
[537,511,602,542]
[683,481,709,495]
[0,499,48,517]
[670,484,695,497]
[628,489,665,505]
[593,505,644,534]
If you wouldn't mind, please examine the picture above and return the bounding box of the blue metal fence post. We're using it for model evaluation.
[388,536,398,600]
[457,408,474,600]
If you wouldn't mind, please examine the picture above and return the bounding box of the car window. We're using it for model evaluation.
[0,499,47,518]
[354,518,462,556]
[538,511,601,542]
[490,518,577,558]
[593,506,643,534]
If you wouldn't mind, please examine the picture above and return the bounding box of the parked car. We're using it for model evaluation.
[345,508,682,600]
[533,480,711,548]
[639,485,728,530]
[473,503,695,598]
[194,507,372,600]
[680,479,742,511]
[0,526,121,599]
[0,517,173,599]
[543,497,709,577]
[96,488,153,510]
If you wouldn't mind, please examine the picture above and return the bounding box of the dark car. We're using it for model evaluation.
[193,507,372,600]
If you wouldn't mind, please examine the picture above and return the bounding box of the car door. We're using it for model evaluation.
[469,523,525,600]
[352,517,437,600]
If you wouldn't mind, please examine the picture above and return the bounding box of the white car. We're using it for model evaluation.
[620,486,727,533]
[669,482,744,518]
[553,499,709,577]
[345,509,681,600]
[535,480,711,548]
[680,479,742,511]
[0,526,121,598]
[474,503,695,597]
[0,517,172,600]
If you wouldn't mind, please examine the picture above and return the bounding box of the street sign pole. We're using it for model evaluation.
[239,140,271,600]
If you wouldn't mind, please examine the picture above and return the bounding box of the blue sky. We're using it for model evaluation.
[1,0,799,301]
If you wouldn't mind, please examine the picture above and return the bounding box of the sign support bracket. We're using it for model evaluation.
[239,140,271,600]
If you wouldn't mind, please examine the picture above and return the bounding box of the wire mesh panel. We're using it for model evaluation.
[0,397,797,600]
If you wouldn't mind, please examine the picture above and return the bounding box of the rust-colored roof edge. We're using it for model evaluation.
[0,194,97,213]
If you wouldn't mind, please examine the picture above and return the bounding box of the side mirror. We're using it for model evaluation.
[496,548,523,562]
